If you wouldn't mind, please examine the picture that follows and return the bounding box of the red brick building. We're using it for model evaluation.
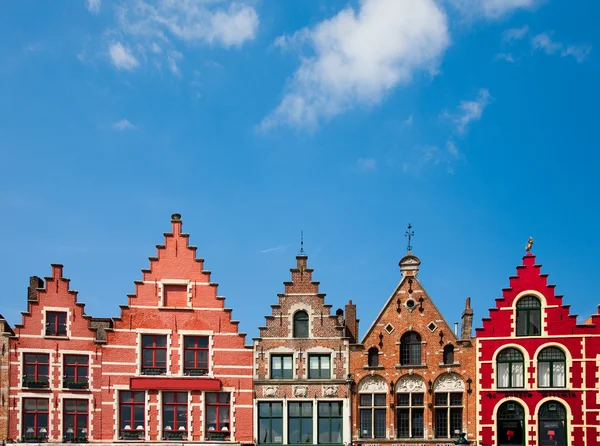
[476,249,600,446]
[253,254,356,446]
[1,314,14,443]
[349,252,477,445]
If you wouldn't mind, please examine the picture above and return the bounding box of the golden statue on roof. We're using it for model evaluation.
[525,236,534,252]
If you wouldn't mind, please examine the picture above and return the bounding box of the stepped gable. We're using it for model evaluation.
[476,252,600,337]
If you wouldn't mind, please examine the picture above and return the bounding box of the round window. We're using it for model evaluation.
[406,299,416,309]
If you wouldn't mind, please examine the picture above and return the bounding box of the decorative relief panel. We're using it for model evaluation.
[395,375,426,393]
[434,373,465,392]
[358,375,387,393]
[322,385,338,397]
[263,385,278,397]
[293,385,308,397]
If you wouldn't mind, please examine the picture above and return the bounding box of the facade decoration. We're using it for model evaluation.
[253,253,355,446]
[476,249,600,446]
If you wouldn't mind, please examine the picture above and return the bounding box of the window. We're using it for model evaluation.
[63,399,88,441]
[22,399,48,441]
[46,311,67,336]
[162,392,187,440]
[289,402,313,444]
[63,355,89,389]
[397,393,424,438]
[183,336,208,375]
[270,355,293,379]
[308,355,331,379]
[434,393,462,438]
[538,347,566,388]
[367,348,379,367]
[318,402,342,444]
[497,401,524,446]
[293,311,309,338]
[538,401,567,446]
[23,353,49,388]
[400,332,422,366]
[206,393,231,441]
[443,345,455,365]
[120,391,145,440]
[497,348,525,389]
[359,394,386,438]
[142,335,167,375]
[258,402,283,444]
[516,296,541,336]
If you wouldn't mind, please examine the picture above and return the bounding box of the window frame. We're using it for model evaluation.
[308,354,331,379]
[443,345,455,365]
[318,401,343,444]
[183,336,209,376]
[400,331,422,366]
[293,311,309,338]
[367,348,379,367]
[396,392,425,439]
[359,393,386,439]
[205,393,231,441]
[497,348,525,389]
[516,296,541,337]
[288,401,313,444]
[23,353,50,388]
[119,391,146,440]
[434,392,463,439]
[63,355,89,389]
[22,398,49,441]
[270,354,293,379]
[162,392,188,440]
[538,401,567,446]
[46,311,67,337]
[63,399,89,441]
[538,347,566,388]
[141,334,167,375]
[258,401,283,444]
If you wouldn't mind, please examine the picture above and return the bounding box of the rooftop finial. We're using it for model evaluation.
[525,236,534,253]
[405,223,414,253]
[171,213,181,221]
[299,230,305,255]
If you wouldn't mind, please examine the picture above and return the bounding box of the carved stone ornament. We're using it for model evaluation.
[263,385,278,397]
[293,385,309,397]
[323,385,338,397]
[395,375,426,393]
[358,375,387,393]
[434,373,465,392]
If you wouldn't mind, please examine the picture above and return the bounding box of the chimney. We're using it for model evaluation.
[171,213,182,236]
[344,300,359,343]
[27,276,44,302]
[460,297,474,341]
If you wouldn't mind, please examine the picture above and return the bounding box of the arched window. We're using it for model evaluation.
[367,348,379,367]
[538,347,566,388]
[443,345,455,365]
[293,311,309,338]
[539,401,567,446]
[400,332,421,366]
[516,296,541,336]
[497,401,525,446]
[497,348,524,389]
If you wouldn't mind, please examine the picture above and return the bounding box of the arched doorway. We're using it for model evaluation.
[497,401,525,446]
[538,401,567,446]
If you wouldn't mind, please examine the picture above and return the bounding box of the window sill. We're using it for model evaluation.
[394,364,427,369]
[44,335,69,340]
[158,306,193,311]
[363,365,384,370]
[438,362,461,367]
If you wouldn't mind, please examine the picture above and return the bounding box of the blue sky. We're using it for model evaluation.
[1,0,599,341]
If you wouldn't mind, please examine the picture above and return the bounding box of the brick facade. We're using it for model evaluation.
[0,314,14,443]
[476,252,600,446]
[253,254,353,445]
[349,252,477,445]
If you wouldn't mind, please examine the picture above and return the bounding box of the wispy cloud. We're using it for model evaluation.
[494,53,515,63]
[357,158,377,171]
[449,0,541,20]
[502,25,529,43]
[86,0,101,14]
[260,0,449,131]
[421,140,462,174]
[260,244,291,253]
[403,115,414,126]
[108,42,139,71]
[532,32,592,63]
[447,89,492,133]
[113,119,137,131]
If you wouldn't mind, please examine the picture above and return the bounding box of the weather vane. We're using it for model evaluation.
[525,236,534,253]
[405,223,414,253]
[299,230,305,255]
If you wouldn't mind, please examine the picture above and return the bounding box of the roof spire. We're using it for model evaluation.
[299,230,305,255]
[525,236,534,253]
[405,223,414,253]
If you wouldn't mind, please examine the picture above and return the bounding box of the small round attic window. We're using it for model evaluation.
[406,299,416,309]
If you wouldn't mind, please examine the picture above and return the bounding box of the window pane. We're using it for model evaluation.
[360,409,372,438]
[374,394,386,406]
[155,336,167,347]
[288,418,300,443]
[539,362,550,387]
[512,363,524,388]
[412,408,424,437]
[435,394,448,406]
[498,363,509,388]
[374,409,386,438]
[412,394,424,406]
[553,362,565,387]
[360,395,371,406]
[530,309,541,335]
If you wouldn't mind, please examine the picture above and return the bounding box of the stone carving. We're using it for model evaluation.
[434,373,465,392]
[293,385,308,397]
[395,375,426,393]
[263,386,278,397]
[323,385,338,397]
[358,375,387,393]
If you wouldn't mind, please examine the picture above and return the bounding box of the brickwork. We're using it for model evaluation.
[253,254,352,445]
[476,252,600,446]
[349,253,477,445]
[0,315,14,443]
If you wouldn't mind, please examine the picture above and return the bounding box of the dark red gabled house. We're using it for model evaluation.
[476,249,600,446]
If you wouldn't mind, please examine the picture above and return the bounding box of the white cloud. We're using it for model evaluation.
[167,50,183,75]
[113,119,137,130]
[448,89,491,133]
[449,0,540,19]
[502,25,529,43]
[357,158,377,171]
[532,32,592,63]
[87,0,101,14]
[261,0,449,131]
[109,42,139,70]
[494,53,515,63]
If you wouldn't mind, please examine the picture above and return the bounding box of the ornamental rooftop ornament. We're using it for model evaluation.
[526,236,534,252]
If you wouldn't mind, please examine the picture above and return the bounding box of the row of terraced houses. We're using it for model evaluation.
[1,214,600,446]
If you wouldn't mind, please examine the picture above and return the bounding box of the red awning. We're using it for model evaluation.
[130,377,221,391]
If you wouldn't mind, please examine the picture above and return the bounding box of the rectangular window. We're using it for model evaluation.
[142,335,167,375]
[23,353,49,388]
[206,393,231,441]
[163,392,187,440]
[318,402,342,444]
[270,355,293,379]
[308,355,331,379]
[183,336,208,375]
[63,355,89,389]
[258,402,283,444]
[63,399,88,441]
[46,311,67,336]
[359,394,386,438]
[289,402,313,444]
[435,392,463,438]
[22,398,49,441]
[397,393,424,438]
[120,391,145,440]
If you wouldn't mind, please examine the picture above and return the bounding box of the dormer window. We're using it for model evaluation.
[400,332,422,366]
[443,345,455,365]
[516,296,541,336]
[46,311,67,336]
[367,348,379,367]
[293,311,309,338]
